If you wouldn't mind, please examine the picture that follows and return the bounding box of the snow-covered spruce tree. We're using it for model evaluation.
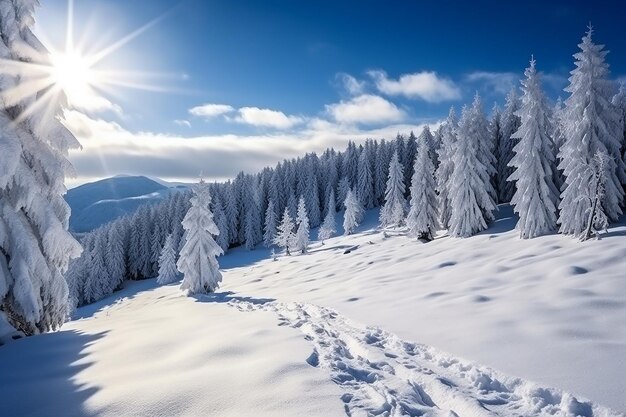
[274,207,295,255]
[436,107,457,229]
[469,93,497,204]
[263,199,278,247]
[551,98,567,190]
[508,58,559,239]
[380,151,406,228]
[337,176,351,211]
[343,189,364,235]
[177,180,223,295]
[318,189,336,243]
[580,151,611,241]
[0,1,83,335]
[612,82,626,168]
[106,223,126,292]
[293,196,310,254]
[212,194,230,252]
[374,139,389,205]
[357,148,374,209]
[418,126,435,164]
[496,89,521,203]
[489,105,503,201]
[559,27,624,235]
[157,234,179,285]
[448,106,497,237]
[407,139,439,241]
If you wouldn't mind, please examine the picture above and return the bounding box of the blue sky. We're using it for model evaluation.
[35,0,626,185]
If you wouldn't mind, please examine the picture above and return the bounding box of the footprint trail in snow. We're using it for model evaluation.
[230,299,623,417]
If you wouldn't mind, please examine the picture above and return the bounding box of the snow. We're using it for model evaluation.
[1,206,625,415]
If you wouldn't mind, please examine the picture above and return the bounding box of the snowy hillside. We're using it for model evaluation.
[2,206,625,416]
[66,176,187,233]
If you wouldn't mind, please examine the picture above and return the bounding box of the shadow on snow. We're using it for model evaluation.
[0,329,108,417]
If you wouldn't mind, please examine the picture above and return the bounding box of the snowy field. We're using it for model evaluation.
[1,206,625,416]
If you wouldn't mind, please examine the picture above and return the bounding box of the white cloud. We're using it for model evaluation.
[174,119,191,128]
[234,107,304,129]
[325,94,405,125]
[465,71,519,95]
[368,70,461,102]
[62,110,439,187]
[336,73,365,95]
[189,103,235,118]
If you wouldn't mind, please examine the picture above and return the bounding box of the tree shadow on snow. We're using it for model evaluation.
[0,329,108,417]
[192,290,276,306]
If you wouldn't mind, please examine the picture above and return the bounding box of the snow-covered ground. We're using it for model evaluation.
[1,206,625,416]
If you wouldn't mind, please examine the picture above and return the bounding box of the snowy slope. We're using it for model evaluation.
[1,206,625,416]
[66,176,187,233]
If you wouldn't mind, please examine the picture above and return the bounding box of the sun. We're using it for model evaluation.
[50,51,98,106]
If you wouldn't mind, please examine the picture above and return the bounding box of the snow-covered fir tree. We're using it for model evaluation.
[318,189,337,243]
[337,176,351,211]
[177,181,223,294]
[0,1,83,335]
[448,106,497,237]
[293,196,310,254]
[470,93,497,203]
[580,151,611,241]
[508,58,559,239]
[551,97,567,189]
[559,27,624,235]
[106,223,126,292]
[212,194,230,252]
[489,105,503,200]
[612,82,626,168]
[380,151,406,228]
[407,138,439,241]
[157,234,179,285]
[263,200,278,247]
[436,107,457,229]
[343,189,364,235]
[357,148,374,209]
[274,207,295,255]
[496,89,522,203]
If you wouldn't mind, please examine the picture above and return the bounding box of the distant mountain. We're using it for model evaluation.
[65,176,188,233]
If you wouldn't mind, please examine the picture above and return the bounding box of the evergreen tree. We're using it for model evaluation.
[318,189,337,243]
[177,181,223,294]
[508,58,559,239]
[497,89,522,203]
[559,27,624,235]
[213,195,230,252]
[407,139,439,241]
[357,148,374,209]
[293,196,310,254]
[580,151,611,241]
[374,139,389,205]
[157,234,179,285]
[417,126,435,164]
[612,83,626,167]
[436,108,457,229]
[263,199,278,247]
[489,105,503,201]
[404,132,418,192]
[552,98,567,190]
[380,151,406,228]
[0,0,82,335]
[337,176,351,211]
[274,208,295,255]
[470,93,497,204]
[448,106,497,237]
[106,223,126,292]
[343,189,364,235]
